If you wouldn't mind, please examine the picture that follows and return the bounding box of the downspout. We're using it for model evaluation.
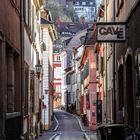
[20,0,25,139]
[112,0,116,123]
[0,30,6,140]
[105,0,108,123]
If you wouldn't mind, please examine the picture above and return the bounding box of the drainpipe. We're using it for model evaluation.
[112,0,116,123]
[0,32,6,140]
[105,0,108,124]
[20,0,25,139]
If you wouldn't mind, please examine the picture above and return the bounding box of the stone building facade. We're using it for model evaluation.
[0,0,44,139]
[96,0,140,131]
[0,1,21,139]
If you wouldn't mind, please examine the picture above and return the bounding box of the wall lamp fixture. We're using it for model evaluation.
[35,64,42,79]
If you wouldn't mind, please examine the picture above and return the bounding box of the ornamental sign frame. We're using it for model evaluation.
[96,22,126,42]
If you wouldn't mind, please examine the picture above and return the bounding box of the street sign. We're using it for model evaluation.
[96,22,126,42]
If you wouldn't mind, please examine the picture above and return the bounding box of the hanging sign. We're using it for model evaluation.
[96,22,126,42]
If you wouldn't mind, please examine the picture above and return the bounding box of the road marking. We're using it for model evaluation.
[49,134,58,140]
[53,115,59,131]
[67,112,91,140]
[51,132,61,140]
[53,110,91,140]
[84,133,90,140]
[69,113,85,132]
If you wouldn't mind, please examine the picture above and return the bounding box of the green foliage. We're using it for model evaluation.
[46,0,75,22]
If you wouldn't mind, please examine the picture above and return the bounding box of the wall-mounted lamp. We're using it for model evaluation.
[45,90,48,94]
[83,28,94,45]
[35,64,42,79]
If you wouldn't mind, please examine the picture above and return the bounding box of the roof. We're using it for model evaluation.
[84,27,96,45]
[66,29,87,49]
[55,22,90,37]
[41,18,54,24]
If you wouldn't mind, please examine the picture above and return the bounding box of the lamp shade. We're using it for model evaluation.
[35,64,42,74]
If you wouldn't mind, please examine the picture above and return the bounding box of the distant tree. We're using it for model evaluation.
[45,0,73,22]
[73,14,79,23]
[64,5,75,22]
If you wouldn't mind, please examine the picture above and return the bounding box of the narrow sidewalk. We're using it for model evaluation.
[32,116,58,140]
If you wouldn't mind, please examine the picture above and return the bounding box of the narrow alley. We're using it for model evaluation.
[0,0,140,140]
[34,110,97,140]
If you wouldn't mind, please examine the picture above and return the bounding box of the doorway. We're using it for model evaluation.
[125,55,134,126]
[118,65,124,123]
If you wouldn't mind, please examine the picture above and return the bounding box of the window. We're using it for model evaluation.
[91,7,95,12]
[54,55,61,61]
[86,94,90,109]
[57,56,61,61]
[82,2,86,5]
[66,74,71,84]
[23,0,31,28]
[90,2,93,5]
[107,0,109,6]
[31,5,35,41]
[56,85,61,93]
[28,0,31,27]
[54,68,62,78]
[74,2,79,6]
[7,51,15,113]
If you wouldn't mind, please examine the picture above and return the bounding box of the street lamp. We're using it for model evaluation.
[35,64,42,79]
